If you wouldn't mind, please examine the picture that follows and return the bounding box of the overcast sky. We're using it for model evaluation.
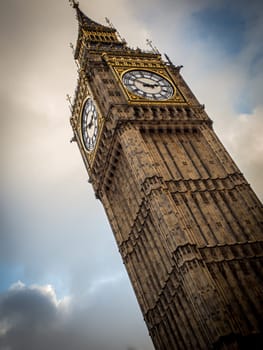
[0,0,262,349]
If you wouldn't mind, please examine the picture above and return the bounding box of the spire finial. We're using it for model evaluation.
[105,17,126,44]
[146,39,159,54]
[105,17,114,29]
[66,94,73,112]
[69,0,79,8]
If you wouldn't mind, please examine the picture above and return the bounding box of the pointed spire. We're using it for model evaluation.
[69,0,79,9]
[70,1,115,33]
[70,1,125,61]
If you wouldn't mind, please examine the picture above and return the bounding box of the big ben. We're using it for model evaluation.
[69,1,263,349]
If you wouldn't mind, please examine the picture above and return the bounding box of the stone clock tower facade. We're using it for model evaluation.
[69,3,263,349]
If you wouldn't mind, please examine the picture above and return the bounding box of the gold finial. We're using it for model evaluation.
[66,94,73,111]
[70,135,77,143]
[164,53,173,65]
[146,39,159,54]
[105,17,114,29]
[69,43,80,69]
[69,0,79,8]
[105,18,126,44]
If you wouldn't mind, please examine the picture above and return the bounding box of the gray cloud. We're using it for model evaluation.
[0,283,63,350]
[0,282,146,350]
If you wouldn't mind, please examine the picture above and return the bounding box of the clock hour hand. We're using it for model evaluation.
[87,115,94,129]
[142,82,159,89]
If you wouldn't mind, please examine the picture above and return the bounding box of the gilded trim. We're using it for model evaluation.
[78,96,104,167]
[103,54,186,104]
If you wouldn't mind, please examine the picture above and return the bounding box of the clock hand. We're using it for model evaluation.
[88,115,94,129]
[142,82,159,88]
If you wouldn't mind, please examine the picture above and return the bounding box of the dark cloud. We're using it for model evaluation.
[0,282,147,350]
[0,284,60,350]
[0,286,56,326]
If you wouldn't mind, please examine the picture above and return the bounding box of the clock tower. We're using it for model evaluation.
[69,2,263,349]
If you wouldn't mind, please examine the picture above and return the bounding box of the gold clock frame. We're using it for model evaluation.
[120,68,178,102]
[78,96,104,166]
[102,53,186,104]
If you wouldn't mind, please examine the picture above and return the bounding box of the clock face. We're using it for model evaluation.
[81,98,98,152]
[122,70,174,100]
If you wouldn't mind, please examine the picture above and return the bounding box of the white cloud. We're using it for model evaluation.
[9,281,71,310]
[9,281,25,291]
[87,272,125,295]
[222,107,263,197]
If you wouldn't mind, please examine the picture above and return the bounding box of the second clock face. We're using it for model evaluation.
[81,98,98,152]
[122,70,174,100]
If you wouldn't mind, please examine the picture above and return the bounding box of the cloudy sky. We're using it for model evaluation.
[0,0,262,349]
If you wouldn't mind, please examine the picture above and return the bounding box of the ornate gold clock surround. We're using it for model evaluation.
[77,96,105,167]
[102,53,186,104]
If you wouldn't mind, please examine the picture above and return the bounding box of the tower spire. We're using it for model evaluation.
[70,2,125,61]
[69,0,79,8]
[69,1,115,32]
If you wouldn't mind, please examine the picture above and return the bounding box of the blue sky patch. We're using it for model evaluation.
[192,6,246,55]
[0,264,69,300]
[234,88,254,115]
[0,264,25,293]
[234,97,253,115]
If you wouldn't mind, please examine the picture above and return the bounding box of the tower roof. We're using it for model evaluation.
[72,1,115,33]
[70,1,119,59]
